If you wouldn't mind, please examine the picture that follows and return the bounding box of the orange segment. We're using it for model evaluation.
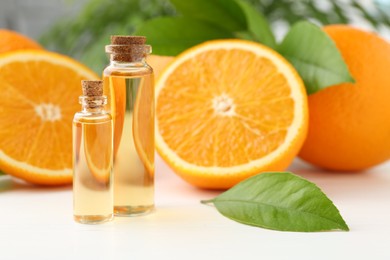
[0,50,99,185]
[155,39,308,189]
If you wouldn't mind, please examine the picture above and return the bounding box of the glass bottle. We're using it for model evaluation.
[103,36,154,216]
[73,80,114,224]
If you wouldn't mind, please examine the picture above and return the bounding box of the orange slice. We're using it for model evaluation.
[0,50,99,185]
[155,39,308,189]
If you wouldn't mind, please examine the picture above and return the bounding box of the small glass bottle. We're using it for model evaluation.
[73,80,114,224]
[103,36,154,216]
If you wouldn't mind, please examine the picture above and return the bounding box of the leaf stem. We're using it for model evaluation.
[200,199,215,206]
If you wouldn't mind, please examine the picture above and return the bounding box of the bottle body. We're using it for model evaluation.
[103,63,154,216]
[73,111,114,224]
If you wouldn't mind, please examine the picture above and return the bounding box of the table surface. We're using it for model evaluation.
[0,156,389,260]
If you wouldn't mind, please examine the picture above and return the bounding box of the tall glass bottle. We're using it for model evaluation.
[73,80,114,224]
[103,36,154,216]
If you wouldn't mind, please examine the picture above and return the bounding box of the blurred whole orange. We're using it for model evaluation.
[0,29,42,53]
[299,25,390,171]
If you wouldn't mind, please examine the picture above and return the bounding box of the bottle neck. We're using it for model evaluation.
[81,106,104,113]
[105,44,151,66]
[108,56,147,67]
[79,96,107,114]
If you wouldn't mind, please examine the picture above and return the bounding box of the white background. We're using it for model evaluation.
[1,1,389,259]
[0,156,389,260]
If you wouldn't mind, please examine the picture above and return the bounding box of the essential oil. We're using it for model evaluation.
[73,80,114,224]
[103,36,154,216]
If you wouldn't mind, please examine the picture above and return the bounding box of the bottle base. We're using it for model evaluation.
[74,214,113,224]
[114,205,154,217]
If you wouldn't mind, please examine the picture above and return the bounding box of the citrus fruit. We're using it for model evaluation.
[0,29,42,54]
[299,25,390,171]
[0,50,99,185]
[147,55,174,80]
[155,39,308,189]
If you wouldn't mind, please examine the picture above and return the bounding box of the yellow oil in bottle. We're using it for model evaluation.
[103,72,154,216]
[73,81,114,224]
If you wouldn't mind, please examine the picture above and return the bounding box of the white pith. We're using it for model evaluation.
[0,151,71,176]
[35,103,62,122]
[212,93,236,117]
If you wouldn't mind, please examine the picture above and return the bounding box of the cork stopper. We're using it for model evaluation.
[111,35,146,45]
[79,80,106,109]
[106,35,151,62]
[82,80,103,96]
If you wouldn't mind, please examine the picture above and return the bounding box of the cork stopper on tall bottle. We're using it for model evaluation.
[111,35,146,45]
[106,35,151,62]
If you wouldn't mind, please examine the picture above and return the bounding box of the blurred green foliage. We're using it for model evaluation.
[40,0,390,73]
[40,0,175,73]
[248,0,390,27]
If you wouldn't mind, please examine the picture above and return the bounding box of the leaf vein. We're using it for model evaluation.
[215,198,345,228]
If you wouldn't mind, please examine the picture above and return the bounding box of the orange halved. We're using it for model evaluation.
[0,29,42,54]
[0,50,99,185]
[155,39,308,189]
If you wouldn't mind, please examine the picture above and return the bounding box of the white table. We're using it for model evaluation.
[0,156,389,260]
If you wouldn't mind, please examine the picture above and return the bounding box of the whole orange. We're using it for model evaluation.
[299,25,390,171]
[0,29,42,54]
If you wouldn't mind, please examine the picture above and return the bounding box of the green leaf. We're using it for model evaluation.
[170,0,276,48]
[169,0,246,32]
[202,172,349,232]
[135,17,235,56]
[234,0,276,49]
[278,21,355,94]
